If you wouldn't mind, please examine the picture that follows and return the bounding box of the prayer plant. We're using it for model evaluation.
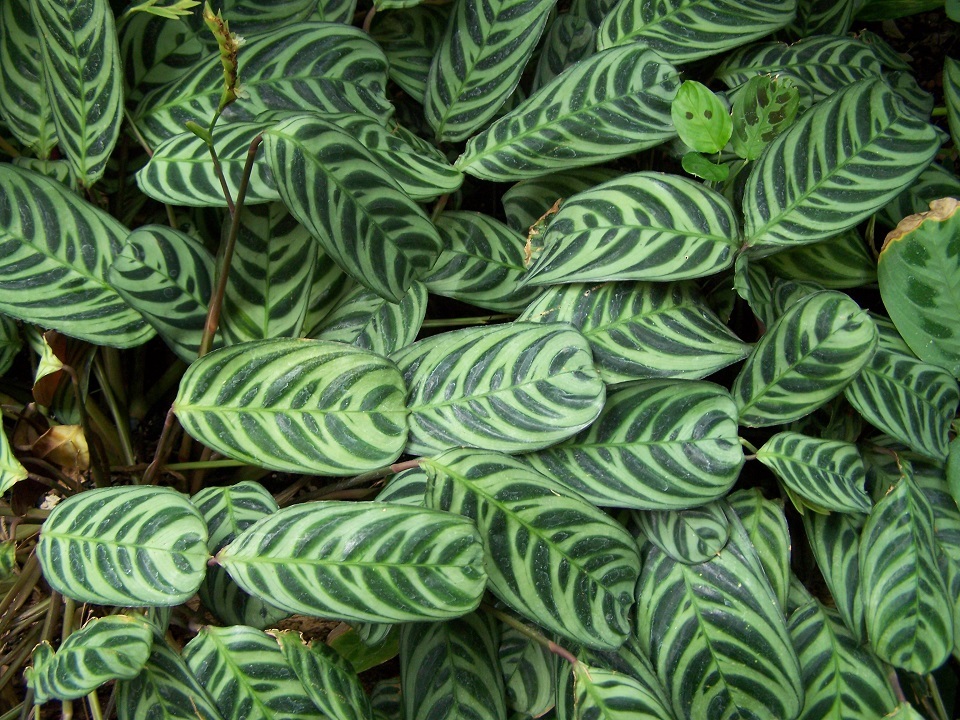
[1,0,960,718]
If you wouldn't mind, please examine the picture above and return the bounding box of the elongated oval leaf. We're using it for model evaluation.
[31,0,122,184]
[518,281,749,383]
[37,486,208,606]
[499,623,554,717]
[134,23,391,146]
[523,173,738,286]
[119,13,204,103]
[598,0,794,64]
[0,165,153,348]
[634,502,730,564]
[174,339,408,475]
[531,12,595,91]
[523,380,742,510]
[569,663,673,720]
[727,488,791,609]
[425,0,556,141]
[0,314,21,376]
[743,79,941,256]
[502,168,621,234]
[804,510,866,642]
[457,46,679,182]
[376,467,427,507]
[314,281,427,356]
[760,230,876,290]
[301,253,356,338]
[392,322,605,456]
[370,4,450,102]
[28,615,154,704]
[733,291,878,427]
[219,501,487,622]
[0,427,28,494]
[107,225,216,362]
[265,114,442,303]
[879,162,960,229]
[424,448,641,649]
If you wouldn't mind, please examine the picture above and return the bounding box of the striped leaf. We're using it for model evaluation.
[522,173,739,286]
[221,204,315,345]
[946,57,960,152]
[392,323,605,456]
[137,121,279,207]
[499,623,554,717]
[0,428,28,494]
[134,23,391,146]
[760,230,876,290]
[27,615,153,704]
[107,225,216,362]
[330,625,399,672]
[457,46,679,182]
[117,636,225,720]
[636,512,803,720]
[302,254,356,337]
[531,13,595,91]
[501,168,621,234]
[803,510,866,643]
[400,613,506,720]
[199,567,290,629]
[424,0,556,141]
[376,468,427,506]
[742,79,941,256]
[314,281,427,356]
[276,631,373,720]
[371,679,402,720]
[423,448,641,649]
[0,165,153,348]
[218,501,487,622]
[787,0,856,38]
[370,4,450,102]
[522,380,743,510]
[788,599,897,720]
[634,502,730,564]
[518,281,750,383]
[209,0,321,34]
[859,467,954,672]
[264,114,442,303]
[36,486,208,606]
[0,0,56,156]
[879,197,960,378]
[183,626,319,720]
[597,0,794,65]
[888,70,934,120]
[423,212,543,313]
[118,14,204,102]
[733,291,878,427]
[174,339,408,475]
[878,162,960,229]
[730,74,800,162]
[727,489,791,610]
[31,0,122,184]
[845,315,960,460]
[757,432,871,514]
[716,36,883,105]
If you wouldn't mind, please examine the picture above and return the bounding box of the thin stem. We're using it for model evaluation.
[140,407,181,485]
[430,193,449,222]
[480,603,578,666]
[205,142,235,215]
[888,667,907,704]
[421,314,512,328]
[123,109,154,158]
[361,5,376,32]
[0,622,43,693]
[739,437,760,455]
[293,459,422,504]
[40,592,62,646]
[0,135,20,158]
[62,366,108,488]
[926,674,949,720]
[87,691,103,720]
[0,553,41,637]
[93,357,135,465]
[932,106,947,117]
[132,358,186,421]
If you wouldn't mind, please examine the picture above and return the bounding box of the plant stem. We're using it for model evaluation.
[926,674,949,720]
[87,690,104,720]
[0,622,42,695]
[63,366,108,488]
[361,5,376,32]
[888,667,907,704]
[480,603,578,666]
[205,141,235,215]
[292,458,422,504]
[141,407,181,485]
[739,437,759,455]
[0,135,19,158]
[430,193,449,221]
[421,314,513,328]
[93,356,135,465]
[0,552,41,637]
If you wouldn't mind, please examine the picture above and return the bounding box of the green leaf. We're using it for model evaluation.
[878,162,960,229]
[787,0,856,38]
[27,615,154,704]
[370,4,450,102]
[198,565,290,630]
[328,625,400,673]
[314,281,427,356]
[0,427,28,494]
[757,432,871,514]
[517,281,750,383]
[118,13,204,102]
[733,291,878,427]
[499,623,554,717]
[671,81,731,154]
[501,168,621,234]
[887,70,934,120]
[174,339,408,475]
[636,512,803,720]
[277,630,373,720]
[878,197,960,378]
[457,46,679,182]
[727,489,791,610]
[376,468,427,507]
[0,165,154,348]
[117,635,225,720]
[742,79,941,256]
[522,172,738,286]
[634,501,730,564]
[400,613,506,720]
[0,0,57,156]
[423,212,543,314]
[30,0,122,184]
[859,467,954,673]
[523,380,743,510]
[949,437,960,511]
[730,75,800,161]
[137,121,279,207]
[218,501,487,623]
[1,315,23,376]
[36,486,208,606]
[183,626,320,720]
[424,0,556,141]
[371,679,402,720]
[855,0,942,21]
[531,13,595,91]
[302,254,356,338]
[220,204,316,345]
[845,315,959,460]
[264,114,442,303]
[680,151,730,182]
[392,323,605,456]
[945,57,960,152]
[133,23,391,146]
[787,599,897,720]
[107,224,216,362]
[424,448,641,649]
[597,0,794,64]
[804,510,867,643]
[760,230,876,290]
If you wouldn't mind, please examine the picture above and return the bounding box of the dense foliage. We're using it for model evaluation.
[1,0,960,718]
